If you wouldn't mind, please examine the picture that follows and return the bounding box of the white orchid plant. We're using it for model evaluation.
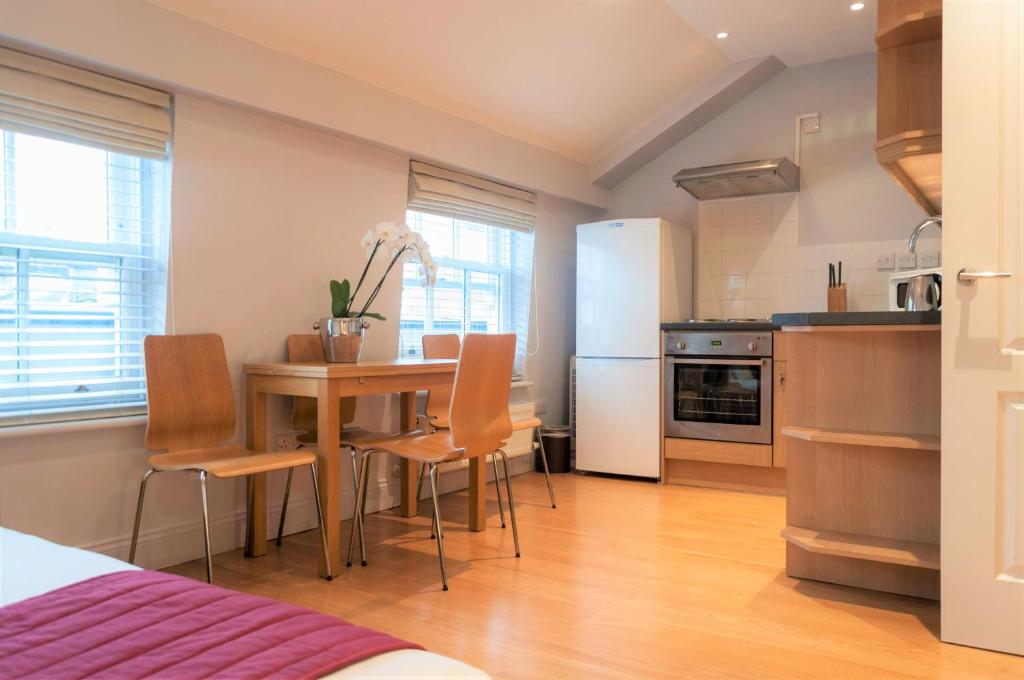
[330,222,438,320]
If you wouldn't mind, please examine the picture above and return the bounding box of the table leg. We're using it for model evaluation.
[468,458,486,532]
[317,379,342,578]
[398,391,418,517]
[245,382,268,557]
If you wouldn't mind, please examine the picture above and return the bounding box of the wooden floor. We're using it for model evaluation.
[164,473,1024,679]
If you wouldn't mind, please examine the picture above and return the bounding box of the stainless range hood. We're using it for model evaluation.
[672,157,799,200]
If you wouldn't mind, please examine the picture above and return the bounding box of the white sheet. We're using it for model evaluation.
[0,528,488,680]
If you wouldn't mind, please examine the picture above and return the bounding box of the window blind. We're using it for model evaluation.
[0,46,172,159]
[0,130,170,426]
[408,160,537,233]
[398,210,533,375]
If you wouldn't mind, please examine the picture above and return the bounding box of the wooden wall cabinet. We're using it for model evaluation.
[875,0,942,214]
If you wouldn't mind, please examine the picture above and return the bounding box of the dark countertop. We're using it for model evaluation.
[661,321,775,331]
[771,311,940,327]
[661,311,940,331]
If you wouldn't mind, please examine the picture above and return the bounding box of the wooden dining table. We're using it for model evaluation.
[242,358,490,578]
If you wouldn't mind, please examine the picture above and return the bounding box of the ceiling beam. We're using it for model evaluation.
[591,56,786,188]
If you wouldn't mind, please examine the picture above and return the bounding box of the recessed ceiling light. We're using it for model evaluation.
[716,31,729,39]
[850,2,865,10]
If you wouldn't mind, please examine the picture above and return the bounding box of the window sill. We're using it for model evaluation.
[0,414,148,440]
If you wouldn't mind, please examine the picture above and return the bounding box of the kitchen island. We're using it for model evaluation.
[773,313,940,599]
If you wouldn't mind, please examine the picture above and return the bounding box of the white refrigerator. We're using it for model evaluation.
[575,218,692,478]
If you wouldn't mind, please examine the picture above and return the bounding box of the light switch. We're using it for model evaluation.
[876,253,895,270]
[897,253,918,269]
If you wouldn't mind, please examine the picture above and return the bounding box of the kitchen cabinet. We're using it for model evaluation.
[772,331,787,468]
[778,323,941,600]
[875,0,942,214]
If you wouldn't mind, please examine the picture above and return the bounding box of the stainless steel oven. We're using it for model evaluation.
[663,330,773,445]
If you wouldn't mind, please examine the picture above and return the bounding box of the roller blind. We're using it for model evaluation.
[0,46,171,159]
[408,161,537,233]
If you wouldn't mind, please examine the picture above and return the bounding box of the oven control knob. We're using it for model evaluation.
[676,340,686,350]
[747,341,757,351]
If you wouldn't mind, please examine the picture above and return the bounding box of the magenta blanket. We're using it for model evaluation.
[0,570,421,679]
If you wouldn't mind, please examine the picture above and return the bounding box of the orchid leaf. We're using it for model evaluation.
[330,279,351,318]
[361,312,386,321]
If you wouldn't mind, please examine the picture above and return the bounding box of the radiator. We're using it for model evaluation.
[506,401,537,457]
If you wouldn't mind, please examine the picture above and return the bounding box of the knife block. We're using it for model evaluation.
[827,284,848,312]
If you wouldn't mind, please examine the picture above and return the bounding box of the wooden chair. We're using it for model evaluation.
[418,334,557,516]
[347,333,518,590]
[286,334,388,559]
[129,334,331,584]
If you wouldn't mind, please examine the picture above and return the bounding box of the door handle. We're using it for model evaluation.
[957,267,1012,285]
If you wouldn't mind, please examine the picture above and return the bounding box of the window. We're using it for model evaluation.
[0,131,170,425]
[398,210,533,374]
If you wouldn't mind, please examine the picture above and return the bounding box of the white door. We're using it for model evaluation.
[575,358,661,478]
[942,0,1024,655]
[577,219,661,358]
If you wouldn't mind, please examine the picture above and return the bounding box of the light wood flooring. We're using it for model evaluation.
[164,473,1024,679]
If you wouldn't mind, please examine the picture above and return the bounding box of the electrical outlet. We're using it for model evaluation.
[876,253,895,270]
[918,251,940,268]
[276,434,297,451]
[897,252,917,270]
[390,464,401,478]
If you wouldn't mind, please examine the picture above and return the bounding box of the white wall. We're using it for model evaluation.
[0,94,599,569]
[607,52,935,294]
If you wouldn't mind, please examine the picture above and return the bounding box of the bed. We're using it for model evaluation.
[0,528,488,679]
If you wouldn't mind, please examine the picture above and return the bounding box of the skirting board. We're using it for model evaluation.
[88,451,535,572]
[665,459,786,495]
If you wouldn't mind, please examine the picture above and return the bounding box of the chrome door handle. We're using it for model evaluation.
[958,267,1012,285]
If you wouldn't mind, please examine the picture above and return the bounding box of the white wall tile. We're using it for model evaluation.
[745,196,772,225]
[747,249,772,274]
[698,251,723,277]
[721,199,746,227]
[771,272,801,298]
[796,296,827,312]
[745,298,772,320]
[723,275,746,300]
[746,274,772,298]
[723,250,746,276]
[698,227,722,252]
[722,225,746,251]
[698,202,723,229]
[849,268,885,297]
[771,220,798,249]
[746,225,772,249]
[722,299,746,319]
[699,275,724,301]
[798,270,825,296]
[698,300,722,318]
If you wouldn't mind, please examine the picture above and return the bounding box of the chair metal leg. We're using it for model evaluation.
[347,451,371,567]
[309,463,333,581]
[535,427,557,508]
[129,468,157,564]
[497,450,521,558]
[198,470,213,584]
[492,453,506,528]
[428,463,449,591]
[276,467,294,547]
[416,462,427,504]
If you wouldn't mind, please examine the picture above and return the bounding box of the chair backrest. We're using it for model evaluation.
[422,333,460,426]
[448,333,516,457]
[144,333,235,452]
[287,334,356,434]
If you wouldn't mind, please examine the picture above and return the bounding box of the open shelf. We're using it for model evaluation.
[781,425,940,451]
[782,526,939,570]
[875,9,942,49]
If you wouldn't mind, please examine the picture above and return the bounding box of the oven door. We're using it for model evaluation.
[663,356,772,444]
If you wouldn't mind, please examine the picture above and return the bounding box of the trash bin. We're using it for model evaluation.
[537,426,571,473]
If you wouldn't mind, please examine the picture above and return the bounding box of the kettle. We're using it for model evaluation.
[905,274,941,311]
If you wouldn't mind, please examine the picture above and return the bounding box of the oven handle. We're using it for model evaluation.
[665,357,767,366]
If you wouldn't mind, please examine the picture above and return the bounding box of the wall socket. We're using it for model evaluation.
[876,253,895,270]
[896,252,918,270]
[276,433,298,451]
[917,251,940,268]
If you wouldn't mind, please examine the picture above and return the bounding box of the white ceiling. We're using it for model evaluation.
[667,0,877,67]
[145,0,876,165]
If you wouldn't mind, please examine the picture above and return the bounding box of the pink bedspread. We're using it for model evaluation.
[0,570,421,679]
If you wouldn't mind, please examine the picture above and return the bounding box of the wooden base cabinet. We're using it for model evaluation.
[779,325,941,600]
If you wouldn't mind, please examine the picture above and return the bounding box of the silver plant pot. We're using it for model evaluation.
[313,317,369,363]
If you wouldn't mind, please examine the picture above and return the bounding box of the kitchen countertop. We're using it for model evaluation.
[661,321,775,331]
[770,311,940,327]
